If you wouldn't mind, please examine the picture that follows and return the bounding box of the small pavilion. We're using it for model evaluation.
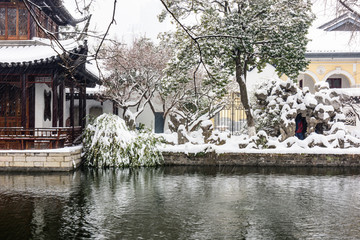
[0,0,98,149]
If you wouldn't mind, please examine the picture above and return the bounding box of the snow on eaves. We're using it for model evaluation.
[86,59,101,79]
[0,38,81,64]
[306,28,360,53]
[307,1,360,53]
[0,38,99,82]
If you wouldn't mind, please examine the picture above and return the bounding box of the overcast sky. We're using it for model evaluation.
[64,0,358,51]
[65,0,173,45]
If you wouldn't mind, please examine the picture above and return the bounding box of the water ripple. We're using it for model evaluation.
[0,167,360,239]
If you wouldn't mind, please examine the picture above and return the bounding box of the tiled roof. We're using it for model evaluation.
[318,12,360,31]
[0,39,81,67]
[0,39,99,84]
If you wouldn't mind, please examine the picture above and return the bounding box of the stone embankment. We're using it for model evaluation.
[162,152,360,167]
[0,146,82,172]
[2,148,360,172]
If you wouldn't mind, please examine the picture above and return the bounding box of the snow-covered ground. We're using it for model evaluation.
[158,132,360,155]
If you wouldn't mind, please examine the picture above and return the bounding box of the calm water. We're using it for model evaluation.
[1,166,360,239]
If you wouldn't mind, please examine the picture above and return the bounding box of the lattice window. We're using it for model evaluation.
[345,110,356,126]
[0,4,29,40]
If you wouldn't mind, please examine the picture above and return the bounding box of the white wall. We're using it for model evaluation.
[65,98,114,126]
[86,99,113,122]
[35,83,52,128]
[246,64,278,102]
[136,104,154,129]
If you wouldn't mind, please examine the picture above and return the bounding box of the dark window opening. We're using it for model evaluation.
[326,78,342,88]
[0,84,21,127]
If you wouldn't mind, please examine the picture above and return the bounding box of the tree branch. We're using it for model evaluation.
[338,0,360,18]
[94,0,118,81]
[160,0,216,83]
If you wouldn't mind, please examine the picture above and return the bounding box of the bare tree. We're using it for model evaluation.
[100,37,169,129]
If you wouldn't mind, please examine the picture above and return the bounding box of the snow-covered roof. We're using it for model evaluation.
[0,38,80,66]
[318,12,360,31]
[85,60,101,80]
[86,84,106,95]
[307,1,360,54]
[0,38,99,83]
[306,28,360,53]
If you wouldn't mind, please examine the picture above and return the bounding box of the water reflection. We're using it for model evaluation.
[0,166,360,239]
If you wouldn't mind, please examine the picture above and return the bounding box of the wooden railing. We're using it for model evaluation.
[0,127,82,150]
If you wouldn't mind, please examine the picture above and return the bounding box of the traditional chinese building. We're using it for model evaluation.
[0,0,98,150]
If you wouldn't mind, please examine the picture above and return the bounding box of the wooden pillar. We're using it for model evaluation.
[52,74,58,128]
[21,73,26,128]
[82,84,87,128]
[70,81,75,144]
[70,81,75,127]
[78,85,83,129]
[58,80,64,127]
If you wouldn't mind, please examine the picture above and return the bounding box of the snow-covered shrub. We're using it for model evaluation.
[83,113,163,168]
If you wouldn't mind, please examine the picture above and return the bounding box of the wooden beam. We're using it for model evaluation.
[70,81,75,127]
[82,83,87,128]
[59,79,64,127]
[28,83,35,129]
[21,73,26,128]
[70,81,75,144]
[78,85,83,129]
[52,72,58,127]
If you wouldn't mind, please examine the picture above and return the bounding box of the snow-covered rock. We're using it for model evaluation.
[254,78,353,144]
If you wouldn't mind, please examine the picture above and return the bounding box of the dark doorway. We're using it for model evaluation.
[28,84,35,128]
[154,112,164,133]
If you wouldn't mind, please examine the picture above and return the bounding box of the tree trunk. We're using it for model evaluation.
[235,55,256,136]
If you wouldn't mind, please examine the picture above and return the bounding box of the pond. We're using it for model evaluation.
[0,166,360,239]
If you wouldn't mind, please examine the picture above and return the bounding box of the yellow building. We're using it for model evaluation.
[299,12,360,92]
[300,54,358,92]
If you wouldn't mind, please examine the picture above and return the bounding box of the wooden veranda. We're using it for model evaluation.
[0,126,82,150]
